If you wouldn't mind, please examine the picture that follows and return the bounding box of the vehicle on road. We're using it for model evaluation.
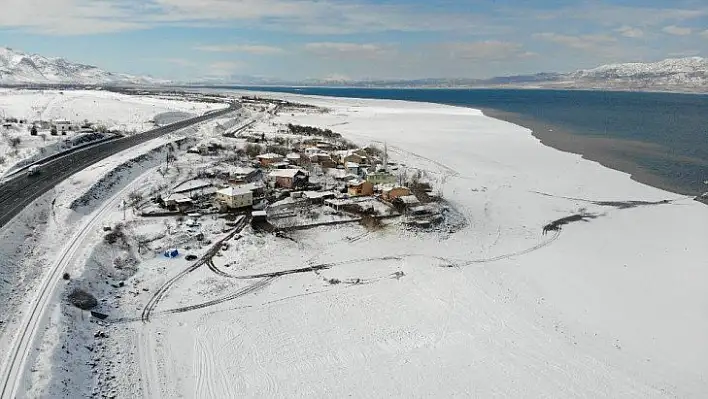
[28,165,41,176]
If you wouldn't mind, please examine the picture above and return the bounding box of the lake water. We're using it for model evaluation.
[230,87,708,195]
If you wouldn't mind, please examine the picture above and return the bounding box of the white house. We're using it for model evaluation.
[216,186,253,209]
[52,119,72,132]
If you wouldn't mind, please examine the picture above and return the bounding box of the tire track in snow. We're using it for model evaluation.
[164,277,276,315]
[140,216,248,322]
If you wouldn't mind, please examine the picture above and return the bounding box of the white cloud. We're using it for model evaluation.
[533,33,617,49]
[194,44,285,55]
[438,41,531,61]
[0,0,508,36]
[662,25,692,36]
[304,42,393,59]
[524,4,708,28]
[0,0,147,34]
[615,26,644,38]
[206,61,244,76]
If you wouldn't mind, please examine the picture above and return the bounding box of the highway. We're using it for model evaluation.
[0,102,237,229]
[0,101,237,399]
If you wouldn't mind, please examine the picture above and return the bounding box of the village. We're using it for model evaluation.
[132,96,455,251]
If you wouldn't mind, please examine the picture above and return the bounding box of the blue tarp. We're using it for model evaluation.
[164,248,179,258]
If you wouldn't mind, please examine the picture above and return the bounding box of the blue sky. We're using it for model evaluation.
[0,0,706,81]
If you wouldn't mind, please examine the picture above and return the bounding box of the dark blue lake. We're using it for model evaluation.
[230,87,708,195]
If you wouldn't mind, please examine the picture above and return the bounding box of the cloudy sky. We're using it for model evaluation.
[0,0,706,81]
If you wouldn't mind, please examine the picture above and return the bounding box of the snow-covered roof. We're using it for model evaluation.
[164,193,191,202]
[256,153,283,159]
[236,182,263,192]
[383,185,409,193]
[346,162,360,168]
[398,195,420,205]
[303,191,336,199]
[348,179,367,187]
[230,166,256,175]
[269,168,306,178]
[217,186,252,196]
[252,210,267,217]
[286,152,301,159]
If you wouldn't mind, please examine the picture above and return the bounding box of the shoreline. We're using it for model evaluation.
[480,107,698,197]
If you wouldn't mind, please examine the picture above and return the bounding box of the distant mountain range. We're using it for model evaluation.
[0,47,165,86]
[0,46,705,93]
[208,57,708,93]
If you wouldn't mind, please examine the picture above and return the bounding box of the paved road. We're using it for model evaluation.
[0,102,237,229]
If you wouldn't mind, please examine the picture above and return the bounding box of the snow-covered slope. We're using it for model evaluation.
[566,57,708,89]
[0,47,166,86]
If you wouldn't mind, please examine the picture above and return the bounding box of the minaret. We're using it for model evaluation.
[383,142,388,173]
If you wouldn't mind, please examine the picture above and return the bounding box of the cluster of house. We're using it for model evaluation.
[154,136,436,230]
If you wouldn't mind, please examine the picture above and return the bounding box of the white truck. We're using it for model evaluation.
[28,164,41,176]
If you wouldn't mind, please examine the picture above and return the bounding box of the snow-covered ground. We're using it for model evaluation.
[2,92,707,398]
[0,89,227,177]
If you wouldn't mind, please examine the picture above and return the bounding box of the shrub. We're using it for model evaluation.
[244,143,262,158]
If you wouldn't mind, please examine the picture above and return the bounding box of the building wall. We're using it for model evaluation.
[348,181,374,196]
[385,187,411,201]
[275,176,294,189]
[217,191,253,208]
[367,173,396,185]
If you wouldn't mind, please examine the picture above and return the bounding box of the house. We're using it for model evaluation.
[343,153,366,165]
[394,194,421,210]
[366,171,396,185]
[382,186,411,201]
[346,162,360,175]
[304,147,320,157]
[316,142,333,151]
[162,193,193,210]
[269,169,309,189]
[256,153,284,166]
[52,119,72,132]
[235,182,266,198]
[310,153,336,168]
[229,167,260,183]
[216,186,253,209]
[347,179,374,196]
[286,152,301,165]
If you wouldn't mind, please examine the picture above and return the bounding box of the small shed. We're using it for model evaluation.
[252,210,268,222]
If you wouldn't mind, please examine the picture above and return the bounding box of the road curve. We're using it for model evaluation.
[0,102,238,229]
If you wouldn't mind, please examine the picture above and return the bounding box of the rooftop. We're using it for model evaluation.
[256,153,283,159]
[269,168,306,178]
[217,186,253,196]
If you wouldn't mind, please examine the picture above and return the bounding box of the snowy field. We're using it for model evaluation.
[142,94,707,397]
[2,92,707,398]
[0,89,227,177]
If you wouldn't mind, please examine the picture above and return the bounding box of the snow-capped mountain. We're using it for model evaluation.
[0,47,166,86]
[565,57,708,89]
